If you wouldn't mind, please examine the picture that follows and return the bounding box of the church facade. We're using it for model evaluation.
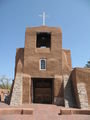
[10,26,90,109]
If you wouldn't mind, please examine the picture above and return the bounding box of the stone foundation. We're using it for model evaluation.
[10,73,23,106]
[77,83,88,109]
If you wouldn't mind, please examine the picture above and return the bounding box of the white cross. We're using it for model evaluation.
[39,12,48,26]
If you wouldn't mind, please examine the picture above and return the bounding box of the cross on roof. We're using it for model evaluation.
[39,12,48,26]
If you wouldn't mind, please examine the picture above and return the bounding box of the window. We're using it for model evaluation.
[40,59,46,70]
[36,32,51,48]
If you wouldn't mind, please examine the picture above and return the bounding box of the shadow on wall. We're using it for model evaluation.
[56,82,64,106]
[64,76,78,108]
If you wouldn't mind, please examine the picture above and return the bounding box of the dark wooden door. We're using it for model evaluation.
[33,79,53,104]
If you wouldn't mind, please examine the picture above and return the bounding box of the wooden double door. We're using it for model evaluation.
[33,78,53,104]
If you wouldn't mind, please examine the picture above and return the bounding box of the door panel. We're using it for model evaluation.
[33,79,53,104]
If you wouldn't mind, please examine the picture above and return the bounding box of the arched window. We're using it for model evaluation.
[40,59,46,70]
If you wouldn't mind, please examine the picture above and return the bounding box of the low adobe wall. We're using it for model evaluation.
[71,68,90,109]
[60,109,90,115]
[0,108,33,115]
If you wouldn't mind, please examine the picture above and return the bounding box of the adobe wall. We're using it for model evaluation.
[15,48,24,76]
[54,75,64,105]
[22,74,31,104]
[71,68,90,109]
[24,26,62,77]
[62,49,72,75]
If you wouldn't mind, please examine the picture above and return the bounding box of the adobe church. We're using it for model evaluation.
[10,25,90,109]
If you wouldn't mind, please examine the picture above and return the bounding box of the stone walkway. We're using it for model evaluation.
[0,103,90,120]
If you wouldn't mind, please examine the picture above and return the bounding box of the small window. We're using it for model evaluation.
[40,59,46,70]
[36,32,51,48]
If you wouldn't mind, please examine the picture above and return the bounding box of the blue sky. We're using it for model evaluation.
[0,0,90,79]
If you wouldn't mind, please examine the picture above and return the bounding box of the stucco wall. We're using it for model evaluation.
[71,68,90,109]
